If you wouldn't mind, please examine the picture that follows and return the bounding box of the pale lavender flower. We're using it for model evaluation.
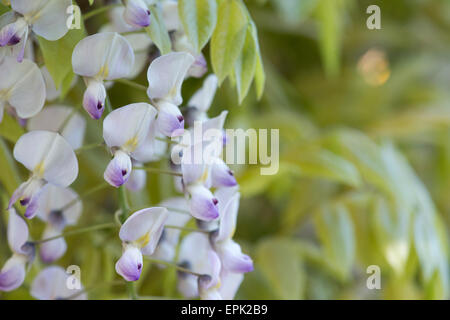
[31,266,86,300]
[0,56,45,123]
[103,103,157,187]
[115,207,168,281]
[0,0,71,62]
[0,209,34,292]
[8,131,79,218]
[72,32,135,119]
[147,52,195,137]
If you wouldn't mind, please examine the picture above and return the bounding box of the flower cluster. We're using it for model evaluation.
[0,0,252,300]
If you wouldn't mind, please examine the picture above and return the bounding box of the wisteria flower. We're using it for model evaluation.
[0,0,71,62]
[27,105,86,150]
[116,207,168,281]
[0,209,34,292]
[147,52,195,137]
[34,186,82,263]
[31,266,86,300]
[151,197,191,262]
[72,32,135,119]
[173,32,208,78]
[123,0,153,29]
[185,75,218,125]
[0,56,45,123]
[177,233,221,298]
[103,102,157,187]
[8,131,79,218]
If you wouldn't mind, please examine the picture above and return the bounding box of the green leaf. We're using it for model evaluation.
[178,0,218,52]
[145,5,171,55]
[251,21,265,100]
[315,204,355,281]
[255,237,304,299]
[371,196,411,274]
[283,148,362,187]
[211,0,248,83]
[315,0,342,77]
[0,113,25,144]
[89,0,94,5]
[0,138,21,196]
[0,3,9,15]
[234,25,257,103]
[37,23,86,99]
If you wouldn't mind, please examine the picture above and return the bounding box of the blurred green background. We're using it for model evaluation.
[1,0,450,300]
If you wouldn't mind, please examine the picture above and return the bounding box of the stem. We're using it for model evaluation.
[144,257,204,277]
[115,79,147,91]
[75,142,105,154]
[118,186,130,225]
[83,4,122,21]
[33,223,117,244]
[127,282,138,300]
[165,225,209,234]
[133,167,182,177]
[59,182,110,212]
[105,94,113,114]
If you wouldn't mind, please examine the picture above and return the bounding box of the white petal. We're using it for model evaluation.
[103,102,157,152]
[0,57,45,118]
[219,271,243,300]
[214,187,240,242]
[31,265,85,300]
[104,150,132,188]
[13,131,79,186]
[161,0,182,31]
[83,78,106,119]
[0,255,26,292]
[125,161,147,191]
[216,239,253,274]
[211,158,237,188]
[123,0,151,28]
[119,207,168,255]
[40,66,59,101]
[7,208,29,254]
[147,52,195,105]
[115,245,143,282]
[188,184,219,221]
[35,185,82,226]
[27,105,86,150]
[156,100,184,137]
[188,75,218,113]
[131,121,168,163]
[39,225,67,263]
[28,0,71,41]
[72,32,135,80]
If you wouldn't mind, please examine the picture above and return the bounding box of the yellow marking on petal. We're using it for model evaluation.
[123,136,139,152]
[97,64,109,79]
[135,232,150,248]
[33,161,45,178]
[200,169,209,183]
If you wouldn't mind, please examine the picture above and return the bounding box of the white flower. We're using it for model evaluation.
[102,102,157,187]
[27,105,86,150]
[72,32,135,119]
[0,0,72,62]
[115,207,168,281]
[147,52,195,137]
[9,131,79,218]
[0,56,45,123]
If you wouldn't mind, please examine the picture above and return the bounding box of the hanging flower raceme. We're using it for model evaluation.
[0,56,45,123]
[123,0,153,29]
[151,197,191,262]
[103,102,157,187]
[147,52,195,137]
[115,207,168,281]
[8,130,79,219]
[34,186,82,263]
[72,32,135,119]
[0,209,35,292]
[31,266,86,300]
[176,233,221,299]
[27,105,86,150]
[0,0,71,62]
